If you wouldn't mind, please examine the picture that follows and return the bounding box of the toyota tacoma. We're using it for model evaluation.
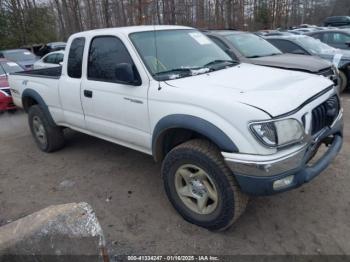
[9,26,343,231]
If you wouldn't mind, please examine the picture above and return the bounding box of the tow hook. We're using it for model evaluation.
[323,136,334,147]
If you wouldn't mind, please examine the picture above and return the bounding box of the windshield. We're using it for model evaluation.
[3,50,36,61]
[0,61,23,74]
[129,29,236,80]
[295,36,336,55]
[224,33,282,58]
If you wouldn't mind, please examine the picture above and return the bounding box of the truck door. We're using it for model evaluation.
[81,35,151,152]
[59,37,86,128]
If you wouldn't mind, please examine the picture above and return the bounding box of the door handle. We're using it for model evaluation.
[84,90,93,98]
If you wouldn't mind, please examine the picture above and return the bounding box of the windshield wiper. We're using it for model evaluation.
[268,53,282,56]
[246,55,262,58]
[154,67,201,76]
[153,67,204,81]
[247,53,281,58]
[204,59,238,67]
[154,61,237,81]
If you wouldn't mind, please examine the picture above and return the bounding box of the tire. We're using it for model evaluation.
[162,139,248,231]
[339,70,348,92]
[28,105,65,153]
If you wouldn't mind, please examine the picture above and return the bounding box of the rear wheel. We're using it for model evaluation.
[28,105,65,153]
[162,139,248,231]
[339,70,348,92]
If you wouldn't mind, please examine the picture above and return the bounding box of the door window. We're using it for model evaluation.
[311,33,323,41]
[68,37,85,78]
[88,36,138,84]
[267,39,307,54]
[55,53,64,64]
[323,32,350,44]
[43,54,57,64]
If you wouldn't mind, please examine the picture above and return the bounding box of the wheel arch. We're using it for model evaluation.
[22,88,56,126]
[152,114,239,162]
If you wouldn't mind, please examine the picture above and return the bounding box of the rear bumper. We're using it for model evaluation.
[223,111,343,196]
[0,95,16,111]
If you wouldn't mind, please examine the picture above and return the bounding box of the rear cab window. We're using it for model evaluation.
[68,37,85,78]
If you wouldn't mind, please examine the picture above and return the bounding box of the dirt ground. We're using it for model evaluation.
[0,93,350,256]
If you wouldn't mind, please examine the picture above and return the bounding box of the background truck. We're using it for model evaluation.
[8,26,343,231]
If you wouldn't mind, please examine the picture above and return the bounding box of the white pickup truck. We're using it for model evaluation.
[9,26,343,231]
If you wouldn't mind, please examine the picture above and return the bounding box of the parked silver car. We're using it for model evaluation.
[0,49,38,70]
[204,30,338,87]
[33,51,64,70]
[307,29,350,50]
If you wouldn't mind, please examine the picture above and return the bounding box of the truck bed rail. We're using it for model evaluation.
[11,67,62,79]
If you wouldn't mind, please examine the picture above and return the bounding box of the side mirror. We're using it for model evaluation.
[346,41,350,47]
[115,63,140,85]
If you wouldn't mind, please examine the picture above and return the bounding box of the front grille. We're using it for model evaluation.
[0,88,11,96]
[311,95,340,135]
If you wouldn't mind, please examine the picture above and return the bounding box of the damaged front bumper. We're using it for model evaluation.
[223,110,343,196]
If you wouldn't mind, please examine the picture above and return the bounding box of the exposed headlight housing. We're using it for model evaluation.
[250,119,305,148]
[332,65,339,76]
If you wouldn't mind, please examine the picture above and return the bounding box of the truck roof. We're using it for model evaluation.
[70,25,193,38]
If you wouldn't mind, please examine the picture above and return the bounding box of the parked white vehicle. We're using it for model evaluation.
[33,51,64,69]
[9,26,343,230]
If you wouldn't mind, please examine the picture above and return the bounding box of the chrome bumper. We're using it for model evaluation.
[223,110,343,178]
[223,146,307,177]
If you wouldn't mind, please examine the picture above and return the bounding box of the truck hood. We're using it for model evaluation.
[165,63,334,117]
[248,53,331,73]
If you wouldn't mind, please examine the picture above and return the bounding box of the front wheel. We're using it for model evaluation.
[28,105,65,153]
[162,139,248,231]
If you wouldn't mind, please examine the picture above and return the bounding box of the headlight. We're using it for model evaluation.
[250,119,305,148]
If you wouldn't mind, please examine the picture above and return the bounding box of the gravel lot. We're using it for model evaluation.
[0,93,350,256]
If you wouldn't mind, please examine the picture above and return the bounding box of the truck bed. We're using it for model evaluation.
[11,67,62,79]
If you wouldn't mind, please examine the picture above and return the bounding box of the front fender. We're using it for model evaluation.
[152,114,239,159]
